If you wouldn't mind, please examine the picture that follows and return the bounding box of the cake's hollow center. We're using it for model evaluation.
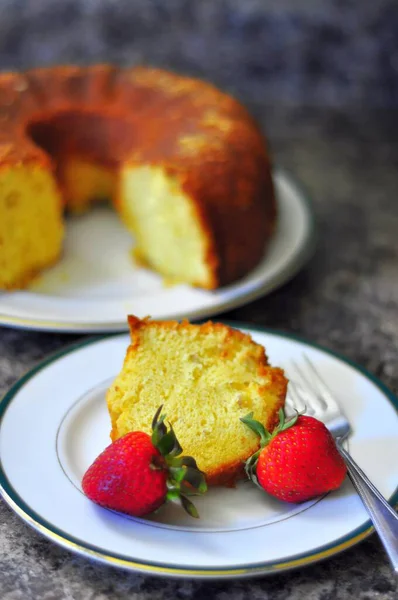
[27,111,137,209]
[27,110,135,168]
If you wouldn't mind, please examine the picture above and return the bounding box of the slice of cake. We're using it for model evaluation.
[106,316,287,486]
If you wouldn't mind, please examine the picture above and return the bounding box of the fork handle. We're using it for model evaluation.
[337,444,398,572]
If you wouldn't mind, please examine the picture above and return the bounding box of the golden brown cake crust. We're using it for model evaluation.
[0,65,276,288]
[108,316,287,487]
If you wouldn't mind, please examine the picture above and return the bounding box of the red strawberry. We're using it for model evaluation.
[82,406,207,517]
[241,410,347,503]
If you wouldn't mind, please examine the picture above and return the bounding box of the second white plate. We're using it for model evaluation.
[0,171,315,333]
[1,324,397,579]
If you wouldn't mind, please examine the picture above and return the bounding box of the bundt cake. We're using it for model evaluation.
[106,316,288,486]
[0,65,276,290]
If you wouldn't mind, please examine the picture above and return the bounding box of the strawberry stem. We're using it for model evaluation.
[240,408,303,486]
[274,408,301,433]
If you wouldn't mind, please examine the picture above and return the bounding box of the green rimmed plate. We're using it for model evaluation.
[1,323,397,579]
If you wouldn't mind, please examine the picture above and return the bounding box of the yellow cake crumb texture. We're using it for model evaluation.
[0,164,64,289]
[106,316,288,486]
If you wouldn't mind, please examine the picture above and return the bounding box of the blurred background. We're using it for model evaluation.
[0,0,397,353]
[0,0,397,109]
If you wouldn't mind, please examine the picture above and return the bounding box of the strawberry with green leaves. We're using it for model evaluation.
[82,406,207,518]
[241,409,347,503]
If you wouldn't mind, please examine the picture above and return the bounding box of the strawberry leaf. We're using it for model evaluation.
[167,422,183,457]
[240,413,272,446]
[156,430,178,456]
[180,456,199,468]
[169,466,186,483]
[244,450,262,489]
[181,466,207,493]
[166,489,180,503]
[180,495,200,519]
[196,479,208,495]
[151,407,168,446]
[165,489,200,519]
[151,405,164,430]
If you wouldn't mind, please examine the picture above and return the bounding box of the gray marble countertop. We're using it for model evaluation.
[1,106,398,599]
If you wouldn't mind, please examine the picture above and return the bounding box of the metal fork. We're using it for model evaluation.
[287,354,398,572]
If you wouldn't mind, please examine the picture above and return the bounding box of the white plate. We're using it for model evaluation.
[1,324,397,579]
[0,171,315,333]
